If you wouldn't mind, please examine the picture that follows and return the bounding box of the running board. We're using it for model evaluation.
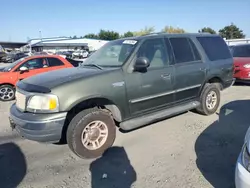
[120,101,200,131]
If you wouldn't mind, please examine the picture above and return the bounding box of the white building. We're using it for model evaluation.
[225,38,250,46]
[22,37,109,53]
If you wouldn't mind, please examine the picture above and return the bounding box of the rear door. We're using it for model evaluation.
[46,57,68,71]
[168,37,206,103]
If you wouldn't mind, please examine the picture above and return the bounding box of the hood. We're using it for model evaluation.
[233,57,250,66]
[21,67,110,90]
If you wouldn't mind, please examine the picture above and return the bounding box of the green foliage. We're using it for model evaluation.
[219,23,245,39]
[122,31,134,38]
[98,29,120,40]
[84,33,99,39]
[162,26,186,33]
[133,26,155,36]
[198,27,216,34]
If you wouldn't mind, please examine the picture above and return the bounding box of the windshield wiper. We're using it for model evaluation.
[83,63,103,70]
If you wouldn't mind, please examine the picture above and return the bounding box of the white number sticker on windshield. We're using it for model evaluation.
[123,40,137,45]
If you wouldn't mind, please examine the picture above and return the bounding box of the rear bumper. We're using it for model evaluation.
[9,104,67,143]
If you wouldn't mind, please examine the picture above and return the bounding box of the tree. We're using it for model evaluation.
[122,31,134,38]
[72,35,77,39]
[162,26,186,33]
[219,23,245,39]
[84,33,99,39]
[198,27,216,34]
[133,26,155,36]
[98,29,120,40]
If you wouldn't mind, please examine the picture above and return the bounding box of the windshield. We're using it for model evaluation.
[230,45,250,57]
[82,39,138,67]
[2,58,25,72]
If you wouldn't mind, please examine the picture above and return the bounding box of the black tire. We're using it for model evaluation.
[66,108,116,159]
[196,83,220,116]
[0,84,15,101]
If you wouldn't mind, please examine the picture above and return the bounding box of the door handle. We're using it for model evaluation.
[161,73,171,79]
[200,68,206,71]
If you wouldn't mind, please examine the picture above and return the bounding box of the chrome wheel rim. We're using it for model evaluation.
[0,87,14,101]
[206,91,217,110]
[81,120,108,150]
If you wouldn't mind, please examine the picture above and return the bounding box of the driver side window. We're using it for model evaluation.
[136,38,169,69]
[17,58,48,71]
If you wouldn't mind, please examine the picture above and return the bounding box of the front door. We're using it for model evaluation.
[17,57,49,81]
[168,37,206,103]
[125,38,175,116]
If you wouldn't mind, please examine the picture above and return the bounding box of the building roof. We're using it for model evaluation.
[32,42,88,47]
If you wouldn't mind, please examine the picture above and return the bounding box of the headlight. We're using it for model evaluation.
[242,127,250,171]
[27,94,59,113]
[242,144,250,171]
[243,64,250,68]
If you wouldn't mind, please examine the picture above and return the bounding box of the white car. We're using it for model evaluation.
[72,50,88,59]
[235,126,250,187]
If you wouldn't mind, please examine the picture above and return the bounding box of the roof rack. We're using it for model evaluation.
[141,32,167,36]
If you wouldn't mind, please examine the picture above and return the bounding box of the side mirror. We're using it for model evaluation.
[134,57,150,72]
[19,66,29,73]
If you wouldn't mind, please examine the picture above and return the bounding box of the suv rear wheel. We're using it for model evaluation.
[196,83,220,115]
[66,108,116,159]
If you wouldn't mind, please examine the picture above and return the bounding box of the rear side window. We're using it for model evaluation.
[196,36,231,61]
[169,37,201,64]
[47,57,64,67]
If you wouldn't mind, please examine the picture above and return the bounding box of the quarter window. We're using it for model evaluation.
[196,36,232,61]
[169,37,198,64]
[137,38,169,68]
[47,57,64,67]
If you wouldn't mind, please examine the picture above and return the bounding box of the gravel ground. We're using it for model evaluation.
[0,85,249,188]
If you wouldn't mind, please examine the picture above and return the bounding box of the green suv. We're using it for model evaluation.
[9,33,234,159]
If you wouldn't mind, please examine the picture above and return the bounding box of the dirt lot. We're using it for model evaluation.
[0,85,249,188]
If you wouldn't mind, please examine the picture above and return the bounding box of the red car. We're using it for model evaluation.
[230,44,250,83]
[0,55,80,101]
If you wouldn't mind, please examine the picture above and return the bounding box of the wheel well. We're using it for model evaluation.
[207,77,223,90]
[0,83,15,87]
[60,98,122,143]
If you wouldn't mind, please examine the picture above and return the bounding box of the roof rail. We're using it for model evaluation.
[141,32,167,36]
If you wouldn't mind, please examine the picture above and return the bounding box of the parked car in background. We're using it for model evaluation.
[0,55,81,101]
[230,44,250,83]
[9,33,234,159]
[2,52,29,63]
[235,126,250,188]
[55,51,74,58]
[72,49,89,59]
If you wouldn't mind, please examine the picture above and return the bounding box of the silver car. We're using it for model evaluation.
[235,126,250,187]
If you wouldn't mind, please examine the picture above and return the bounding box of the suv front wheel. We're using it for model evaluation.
[66,108,116,159]
[196,83,221,115]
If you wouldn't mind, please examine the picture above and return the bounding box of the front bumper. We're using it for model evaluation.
[9,104,67,143]
[235,150,250,188]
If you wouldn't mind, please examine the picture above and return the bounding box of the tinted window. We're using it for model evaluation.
[196,36,231,61]
[169,37,196,64]
[20,58,47,70]
[137,38,169,68]
[231,45,250,57]
[47,57,64,66]
[189,39,201,61]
